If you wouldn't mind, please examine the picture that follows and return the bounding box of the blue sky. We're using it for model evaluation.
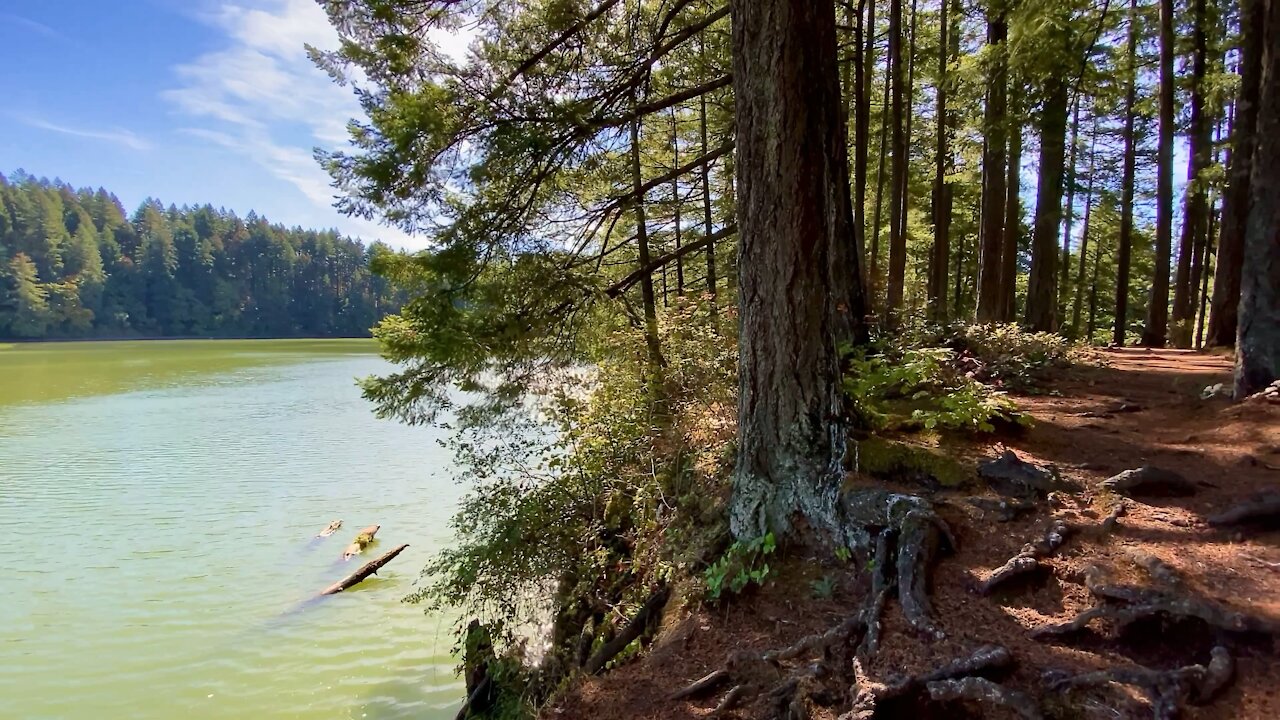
[0,0,456,250]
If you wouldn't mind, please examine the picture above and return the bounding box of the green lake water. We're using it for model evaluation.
[0,340,465,719]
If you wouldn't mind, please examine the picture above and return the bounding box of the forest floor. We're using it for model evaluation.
[543,348,1280,719]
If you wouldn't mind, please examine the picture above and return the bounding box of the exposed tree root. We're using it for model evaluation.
[1033,565,1279,638]
[584,585,669,674]
[1099,467,1197,497]
[668,668,730,700]
[841,490,954,641]
[980,519,1074,595]
[967,496,1038,522]
[1045,646,1234,720]
[1207,492,1280,529]
[1101,501,1128,533]
[710,684,747,717]
[926,677,1043,720]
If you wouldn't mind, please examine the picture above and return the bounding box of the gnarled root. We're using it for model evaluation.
[927,677,1043,720]
[1045,646,1234,720]
[1033,565,1279,639]
[841,490,954,642]
[1099,467,1197,497]
[1207,492,1280,529]
[980,519,1074,595]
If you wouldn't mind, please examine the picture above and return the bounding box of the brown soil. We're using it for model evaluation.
[542,349,1280,720]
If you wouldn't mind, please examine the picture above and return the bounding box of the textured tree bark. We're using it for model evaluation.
[730,0,867,539]
[977,7,1008,323]
[1208,0,1264,347]
[1234,0,1280,399]
[886,0,908,319]
[1000,101,1022,323]
[1114,0,1140,346]
[1196,195,1218,348]
[1171,0,1212,348]
[1142,0,1176,347]
[870,39,892,308]
[1027,78,1069,332]
[928,0,954,322]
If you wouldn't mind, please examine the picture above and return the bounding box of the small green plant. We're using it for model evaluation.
[810,574,837,600]
[834,546,852,563]
[705,532,776,601]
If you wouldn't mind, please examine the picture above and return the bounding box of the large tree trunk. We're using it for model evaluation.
[670,108,685,298]
[1114,0,1140,346]
[928,0,954,322]
[1171,0,1211,347]
[870,39,892,309]
[886,0,908,319]
[1026,78,1070,332]
[977,7,1009,323]
[1142,0,1176,347]
[1234,0,1280,399]
[1000,101,1022,322]
[1208,0,1264,347]
[730,0,867,539]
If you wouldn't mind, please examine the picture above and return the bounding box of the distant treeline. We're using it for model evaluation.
[0,170,403,340]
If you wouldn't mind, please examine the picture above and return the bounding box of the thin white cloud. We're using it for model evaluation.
[0,13,66,41]
[18,116,152,151]
[166,0,423,248]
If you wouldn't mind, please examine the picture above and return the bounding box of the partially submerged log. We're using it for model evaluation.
[343,524,381,560]
[320,543,409,595]
[316,519,343,538]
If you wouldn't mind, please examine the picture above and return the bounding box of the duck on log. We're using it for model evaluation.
[343,524,380,560]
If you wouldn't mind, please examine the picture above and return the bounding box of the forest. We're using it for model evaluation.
[0,171,401,340]
[311,0,1279,718]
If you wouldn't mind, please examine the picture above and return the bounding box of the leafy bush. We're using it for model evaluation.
[843,346,1025,433]
[945,323,1081,390]
[704,532,776,601]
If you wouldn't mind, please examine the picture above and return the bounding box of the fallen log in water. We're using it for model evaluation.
[320,543,409,596]
[343,524,381,560]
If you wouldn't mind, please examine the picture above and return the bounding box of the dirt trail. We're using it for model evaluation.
[544,349,1280,720]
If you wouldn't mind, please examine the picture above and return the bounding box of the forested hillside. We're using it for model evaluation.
[0,171,401,339]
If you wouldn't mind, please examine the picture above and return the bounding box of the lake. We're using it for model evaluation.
[0,340,465,719]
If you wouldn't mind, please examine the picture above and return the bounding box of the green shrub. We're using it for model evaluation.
[704,532,776,601]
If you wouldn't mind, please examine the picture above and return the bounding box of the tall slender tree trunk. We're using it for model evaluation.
[977,6,1008,322]
[1027,77,1070,332]
[855,0,873,300]
[870,43,892,308]
[1000,100,1022,322]
[1087,232,1103,339]
[928,0,954,322]
[1071,120,1099,337]
[1142,0,1176,347]
[698,86,717,311]
[1060,98,1082,314]
[630,112,663,375]
[1208,0,1263,347]
[886,0,909,318]
[1234,0,1280,399]
[1171,0,1211,347]
[670,107,685,297]
[729,0,867,539]
[1114,0,1140,346]
[1196,195,1218,348]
